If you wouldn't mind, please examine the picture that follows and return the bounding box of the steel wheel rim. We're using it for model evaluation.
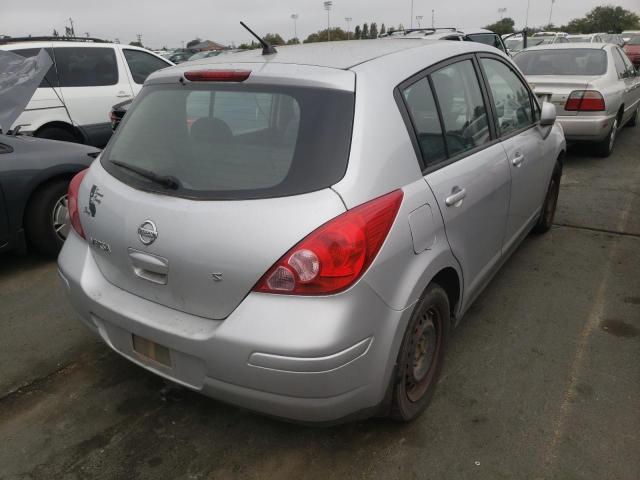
[52,194,70,241]
[609,119,618,152]
[405,306,443,403]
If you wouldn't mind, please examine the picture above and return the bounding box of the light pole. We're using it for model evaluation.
[431,9,435,28]
[525,0,531,28]
[548,0,556,26]
[410,0,414,29]
[324,1,333,41]
[416,15,423,28]
[291,14,299,42]
[345,17,352,40]
[498,8,507,19]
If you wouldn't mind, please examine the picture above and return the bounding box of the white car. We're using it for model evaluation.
[566,33,604,43]
[0,37,173,147]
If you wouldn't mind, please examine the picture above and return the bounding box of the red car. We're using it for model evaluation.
[623,36,640,68]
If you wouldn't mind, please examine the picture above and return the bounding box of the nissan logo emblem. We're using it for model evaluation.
[138,220,158,246]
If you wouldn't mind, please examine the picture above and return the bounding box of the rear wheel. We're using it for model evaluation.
[595,117,618,157]
[24,179,71,257]
[389,284,450,422]
[35,126,79,144]
[533,162,562,234]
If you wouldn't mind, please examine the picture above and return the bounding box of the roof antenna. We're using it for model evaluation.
[240,21,277,55]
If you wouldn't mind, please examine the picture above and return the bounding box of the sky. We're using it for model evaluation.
[2,0,639,48]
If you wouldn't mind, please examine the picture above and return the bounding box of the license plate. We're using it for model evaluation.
[132,335,172,367]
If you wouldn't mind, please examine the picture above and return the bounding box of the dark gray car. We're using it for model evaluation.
[0,133,98,255]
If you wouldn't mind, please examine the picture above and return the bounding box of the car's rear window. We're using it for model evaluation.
[101,83,355,200]
[514,49,607,76]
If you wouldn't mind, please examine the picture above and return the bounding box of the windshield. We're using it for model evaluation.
[101,83,355,200]
[627,37,640,45]
[514,49,607,75]
[568,36,590,43]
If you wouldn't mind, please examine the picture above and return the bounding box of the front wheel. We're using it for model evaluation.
[389,284,450,422]
[533,163,562,234]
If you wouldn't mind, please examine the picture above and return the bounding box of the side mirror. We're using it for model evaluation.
[540,102,556,127]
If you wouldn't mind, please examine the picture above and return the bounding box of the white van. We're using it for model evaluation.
[0,37,173,147]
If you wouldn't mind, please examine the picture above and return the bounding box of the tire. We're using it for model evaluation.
[533,162,562,234]
[595,116,618,158]
[627,107,638,127]
[35,126,79,144]
[389,283,451,422]
[24,179,71,257]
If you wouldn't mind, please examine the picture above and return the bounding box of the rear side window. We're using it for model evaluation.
[54,47,118,87]
[430,60,491,157]
[403,78,446,165]
[12,48,58,87]
[101,84,354,199]
[123,49,169,84]
[481,58,534,136]
[513,49,607,76]
[612,48,627,77]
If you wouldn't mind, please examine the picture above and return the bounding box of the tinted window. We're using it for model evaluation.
[481,58,534,136]
[431,60,491,157]
[101,84,354,200]
[514,49,607,75]
[54,47,118,87]
[12,48,58,87]
[123,49,169,84]
[402,77,446,165]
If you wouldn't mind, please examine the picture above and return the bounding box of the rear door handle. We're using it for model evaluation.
[445,187,466,207]
[512,153,525,167]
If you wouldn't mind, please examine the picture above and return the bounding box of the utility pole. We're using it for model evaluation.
[525,0,531,28]
[431,9,435,28]
[136,33,142,46]
[291,14,299,42]
[416,15,423,28]
[410,0,414,29]
[324,1,332,41]
[345,17,352,40]
[498,8,507,19]
[548,0,556,26]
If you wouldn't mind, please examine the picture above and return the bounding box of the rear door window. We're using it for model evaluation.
[480,58,534,136]
[102,84,354,199]
[430,60,491,157]
[54,47,118,87]
[11,48,58,87]
[123,49,170,84]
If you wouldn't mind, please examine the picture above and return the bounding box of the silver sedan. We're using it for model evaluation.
[514,43,640,156]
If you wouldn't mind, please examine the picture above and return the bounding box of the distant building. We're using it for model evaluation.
[190,40,227,51]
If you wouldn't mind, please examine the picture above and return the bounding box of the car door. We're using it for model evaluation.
[399,56,511,304]
[119,48,173,96]
[478,55,552,252]
[54,46,134,146]
[614,47,640,123]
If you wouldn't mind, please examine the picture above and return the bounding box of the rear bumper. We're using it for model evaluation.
[556,114,616,142]
[58,231,412,423]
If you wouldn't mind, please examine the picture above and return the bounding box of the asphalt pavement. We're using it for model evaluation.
[0,126,638,480]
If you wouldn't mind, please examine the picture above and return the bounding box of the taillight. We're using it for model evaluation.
[68,169,88,239]
[565,90,605,111]
[253,190,404,295]
[184,70,251,82]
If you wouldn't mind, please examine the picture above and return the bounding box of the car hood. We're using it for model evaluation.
[0,49,53,133]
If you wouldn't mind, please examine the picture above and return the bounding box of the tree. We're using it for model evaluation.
[560,6,640,34]
[354,25,362,39]
[238,41,260,50]
[370,22,379,39]
[129,41,143,48]
[186,38,202,48]
[263,33,285,46]
[303,28,348,43]
[286,37,300,45]
[484,17,515,35]
[362,23,369,39]
[380,23,386,36]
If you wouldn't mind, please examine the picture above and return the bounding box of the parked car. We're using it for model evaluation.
[600,33,625,47]
[59,39,565,424]
[0,37,173,147]
[514,44,640,156]
[167,50,196,64]
[188,50,222,61]
[0,133,99,255]
[382,28,510,55]
[566,33,604,43]
[623,36,640,68]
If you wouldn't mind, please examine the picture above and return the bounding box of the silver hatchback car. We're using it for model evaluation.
[59,39,565,424]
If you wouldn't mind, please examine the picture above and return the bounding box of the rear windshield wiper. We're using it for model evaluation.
[110,160,181,190]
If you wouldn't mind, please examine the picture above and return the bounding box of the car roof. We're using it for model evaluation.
[174,39,432,70]
[521,43,609,52]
